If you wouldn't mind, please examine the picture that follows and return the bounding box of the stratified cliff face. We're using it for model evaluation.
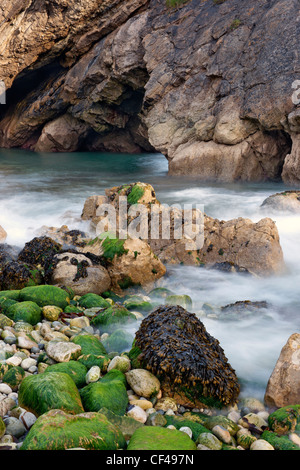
[0,0,299,183]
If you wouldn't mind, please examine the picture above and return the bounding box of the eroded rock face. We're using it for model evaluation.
[0,0,299,182]
[264,333,300,408]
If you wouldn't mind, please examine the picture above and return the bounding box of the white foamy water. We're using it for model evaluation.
[0,149,299,400]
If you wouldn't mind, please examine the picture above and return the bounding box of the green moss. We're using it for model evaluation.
[165,294,192,309]
[18,372,84,417]
[71,334,107,356]
[90,304,136,333]
[118,276,137,290]
[261,430,300,450]
[77,293,111,309]
[80,371,128,416]
[268,405,300,435]
[20,409,126,450]
[77,354,110,372]
[230,19,242,31]
[128,343,144,369]
[19,285,70,309]
[7,301,42,325]
[128,426,197,450]
[101,237,128,261]
[43,361,88,388]
[127,184,145,205]
[99,407,143,440]
[0,290,20,301]
[164,415,210,441]
[2,365,25,390]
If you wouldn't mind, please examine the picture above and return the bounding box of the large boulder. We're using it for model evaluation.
[19,285,70,309]
[264,333,300,408]
[132,305,240,409]
[50,252,111,296]
[20,409,126,450]
[18,372,84,417]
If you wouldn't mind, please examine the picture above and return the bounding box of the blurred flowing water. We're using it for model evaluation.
[0,148,299,400]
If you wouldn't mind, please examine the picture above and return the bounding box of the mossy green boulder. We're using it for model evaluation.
[6,301,42,325]
[268,405,300,436]
[0,297,18,314]
[0,290,20,301]
[71,334,107,356]
[102,329,134,353]
[261,430,300,450]
[18,372,84,417]
[20,409,126,450]
[90,304,136,332]
[44,361,88,388]
[2,365,25,391]
[123,296,153,313]
[77,353,110,372]
[19,285,70,309]
[127,426,197,450]
[80,370,128,416]
[77,293,111,309]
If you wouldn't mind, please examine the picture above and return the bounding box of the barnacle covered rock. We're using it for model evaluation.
[134,305,240,409]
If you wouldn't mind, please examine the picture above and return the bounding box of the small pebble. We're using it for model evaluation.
[179,426,193,439]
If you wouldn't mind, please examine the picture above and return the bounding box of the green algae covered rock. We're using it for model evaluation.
[0,363,11,380]
[268,405,300,436]
[71,334,107,356]
[0,297,18,314]
[99,407,144,440]
[164,414,210,441]
[77,293,111,309]
[0,290,20,301]
[90,304,136,332]
[204,415,240,436]
[77,353,110,372]
[127,426,196,450]
[18,372,84,417]
[102,329,134,353]
[6,301,42,325]
[261,430,300,450]
[80,370,128,416]
[19,285,70,309]
[43,361,88,388]
[20,409,126,450]
[123,295,154,313]
[2,366,25,391]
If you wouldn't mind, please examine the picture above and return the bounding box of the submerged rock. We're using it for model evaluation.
[261,191,300,213]
[133,305,240,409]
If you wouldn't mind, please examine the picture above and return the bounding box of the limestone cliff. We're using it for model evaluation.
[0,0,299,183]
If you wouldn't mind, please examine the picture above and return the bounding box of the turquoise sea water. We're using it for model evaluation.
[0,148,299,400]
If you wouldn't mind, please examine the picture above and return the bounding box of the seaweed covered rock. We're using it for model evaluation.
[20,409,126,450]
[127,426,197,451]
[77,293,111,310]
[17,236,62,269]
[19,285,70,309]
[0,260,43,290]
[6,301,42,325]
[80,370,128,416]
[134,305,240,409]
[90,304,137,333]
[71,334,107,356]
[43,361,88,388]
[18,372,84,417]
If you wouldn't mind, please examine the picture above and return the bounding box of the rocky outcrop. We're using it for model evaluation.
[81,182,285,276]
[0,0,299,183]
[264,334,300,408]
